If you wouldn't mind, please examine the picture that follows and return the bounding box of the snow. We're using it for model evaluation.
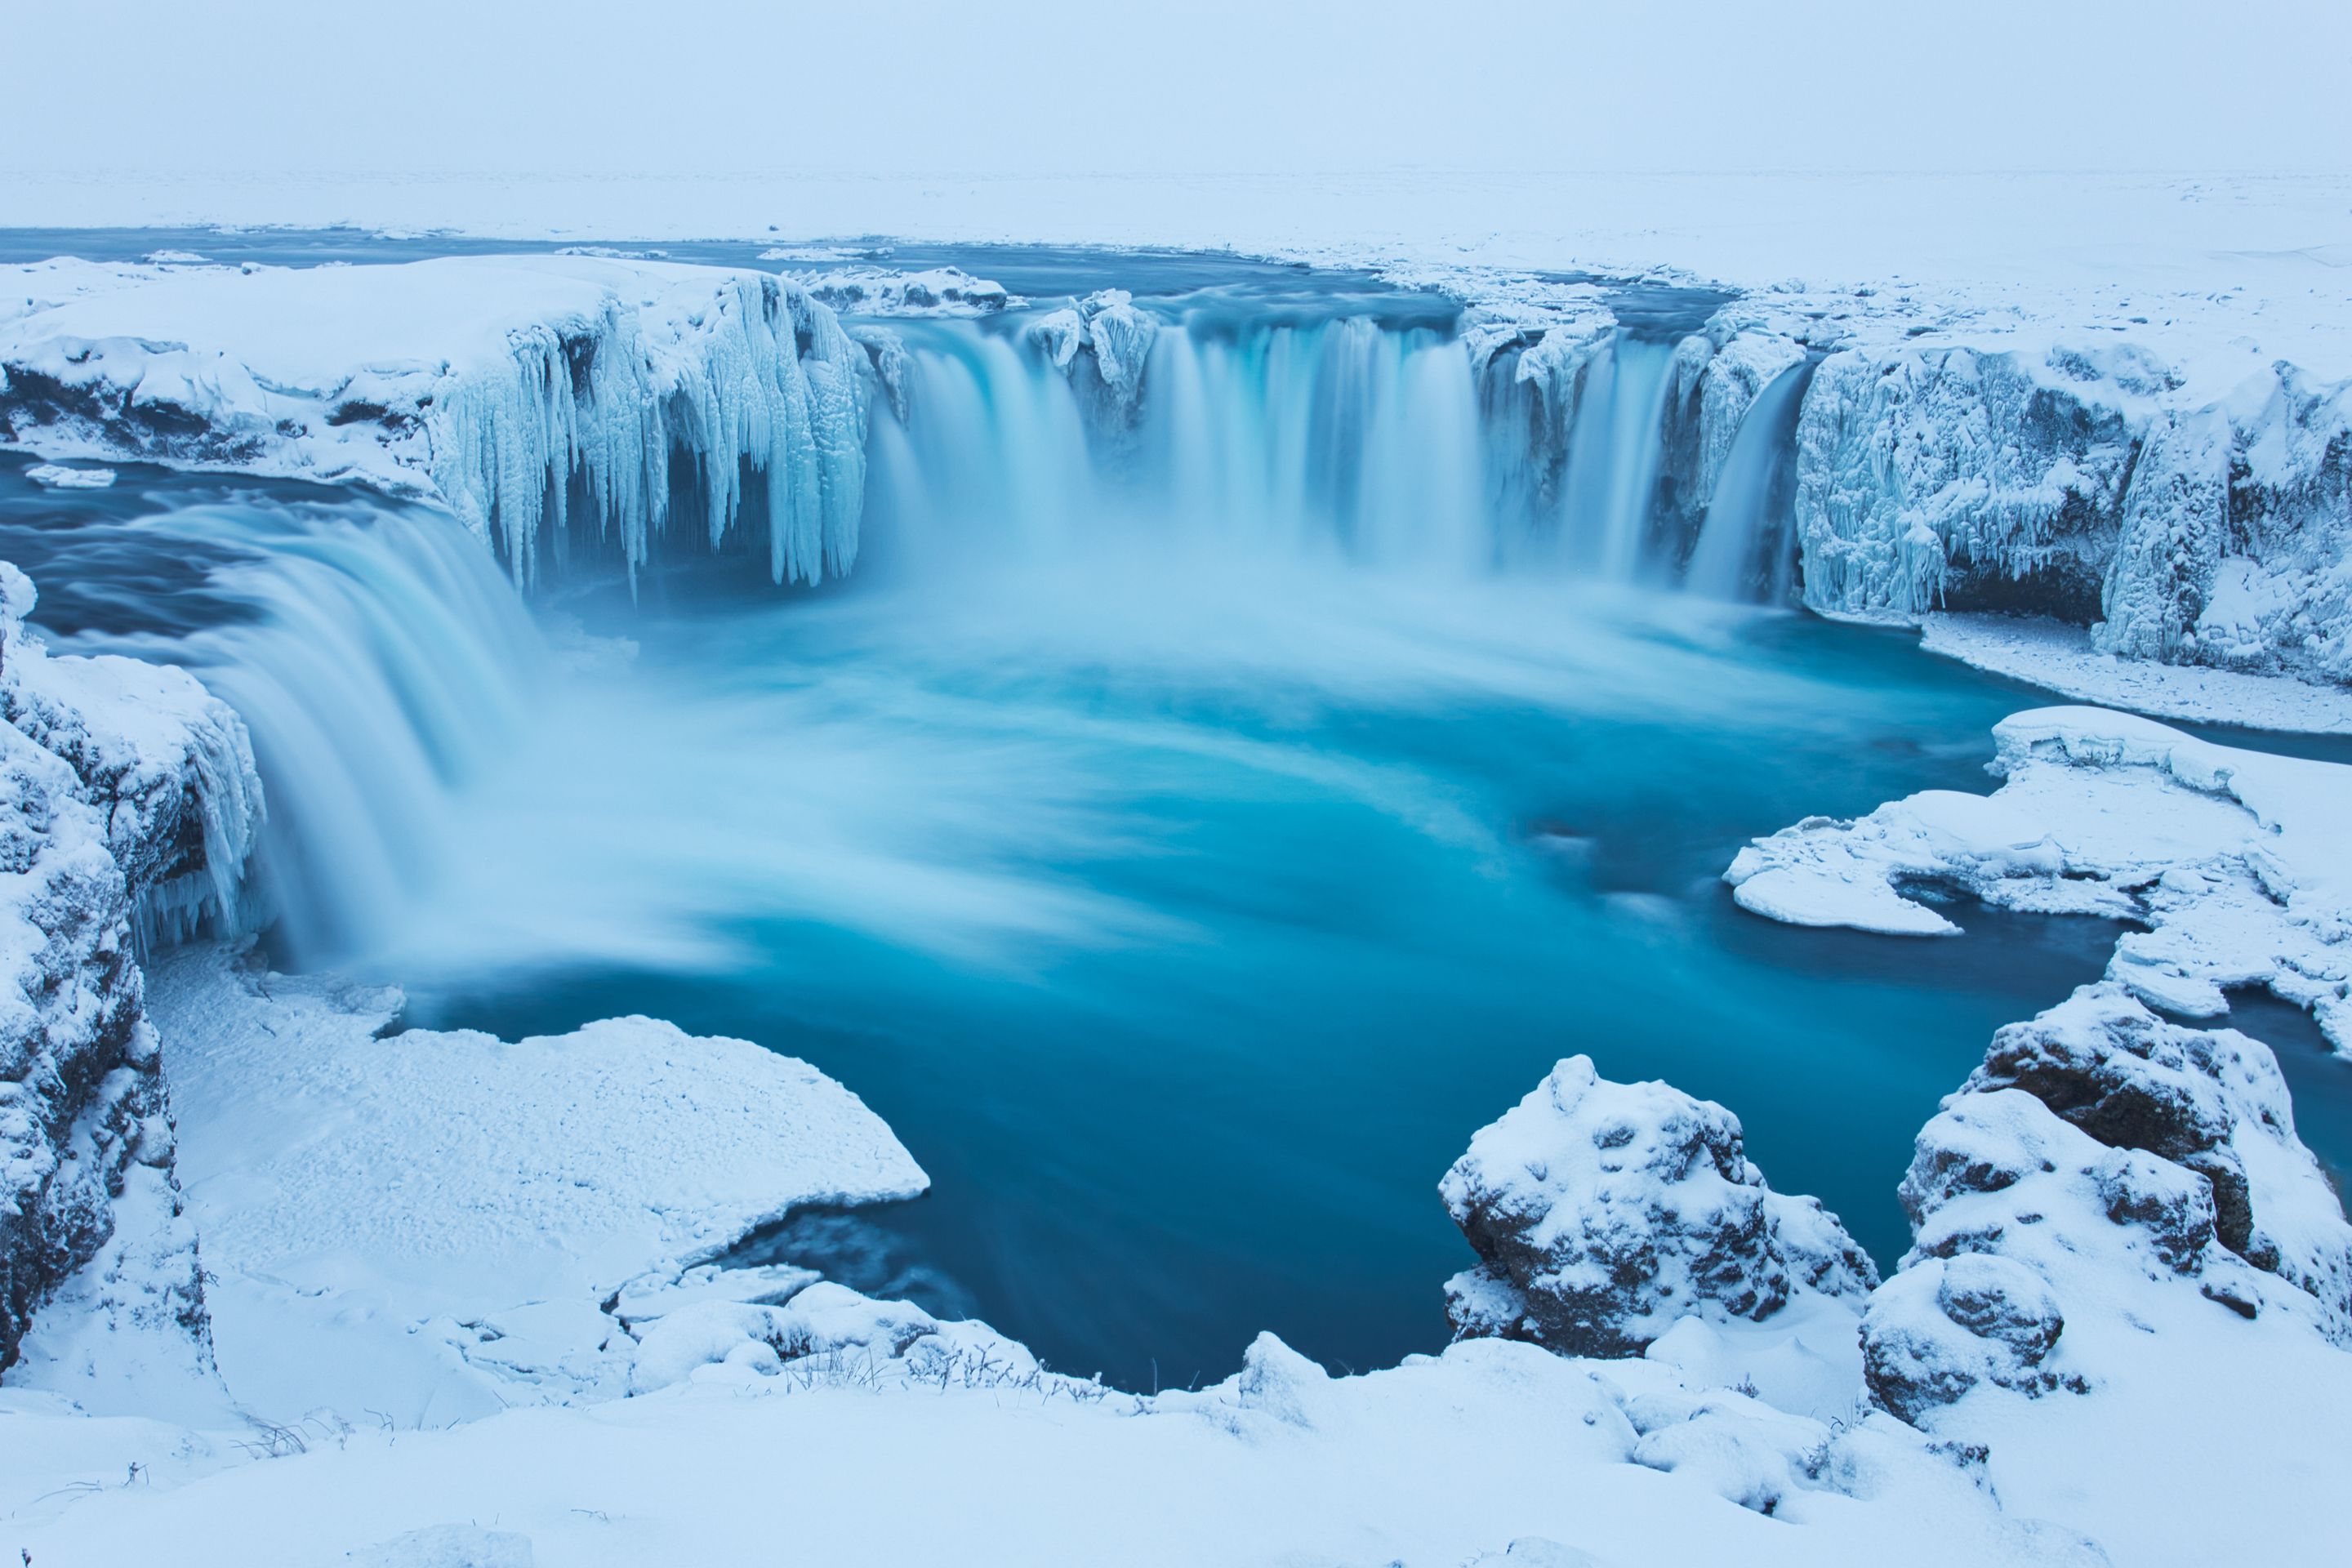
[1725,705,2352,1050]
[0,255,871,586]
[1920,613,2352,733]
[22,462,114,488]
[51,942,928,1427]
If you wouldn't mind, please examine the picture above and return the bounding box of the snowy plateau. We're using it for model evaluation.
[0,169,2348,1567]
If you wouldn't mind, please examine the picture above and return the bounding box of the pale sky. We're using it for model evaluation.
[10,0,2347,176]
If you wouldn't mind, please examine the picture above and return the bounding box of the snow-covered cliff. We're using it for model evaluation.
[0,564,259,1374]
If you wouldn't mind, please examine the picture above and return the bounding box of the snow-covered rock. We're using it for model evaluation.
[1025,289,1160,434]
[0,566,258,1383]
[797,265,1018,317]
[0,256,871,589]
[1724,705,2352,1051]
[1851,983,2352,1558]
[22,462,114,488]
[1441,1055,1877,1361]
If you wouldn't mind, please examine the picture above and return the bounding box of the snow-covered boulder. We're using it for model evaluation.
[1025,289,1160,434]
[1864,983,2352,1428]
[0,256,872,589]
[0,565,259,1380]
[1440,1054,1877,1358]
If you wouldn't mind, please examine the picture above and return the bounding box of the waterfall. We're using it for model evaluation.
[862,315,1488,575]
[868,308,1710,590]
[1558,332,1678,582]
[1686,362,1815,604]
[56,494,547,963]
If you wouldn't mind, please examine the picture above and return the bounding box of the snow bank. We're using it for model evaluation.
[0,566,256,1387]
[1919,612,2352,733]
[1724,705,2352,1049]
[0,1285,2099,1568]
[115,943,926,1426]
[1441,1055,1876,1367]
[1725,727,2352,1563]
[0,256,871,587]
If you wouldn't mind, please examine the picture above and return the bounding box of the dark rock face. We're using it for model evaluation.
[1860,983,2352,1427]
[1441,1055,1878,1359]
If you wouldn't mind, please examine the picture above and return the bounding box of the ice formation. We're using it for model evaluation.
[1788,340,2352,686]
[1023,288,1160,433]
[0,256,872,588]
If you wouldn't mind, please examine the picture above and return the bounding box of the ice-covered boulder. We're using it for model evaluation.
[1026,289,1160,434]
[1440,1054,1877,1358]
[0,564,259,1379]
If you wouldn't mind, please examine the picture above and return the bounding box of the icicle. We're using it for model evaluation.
[424,276,870,590]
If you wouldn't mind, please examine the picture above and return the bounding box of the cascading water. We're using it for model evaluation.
[1686,361,1816,604]
[1558,332,1679,582]
[11,483,548,963]
[863,313,1489,575]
